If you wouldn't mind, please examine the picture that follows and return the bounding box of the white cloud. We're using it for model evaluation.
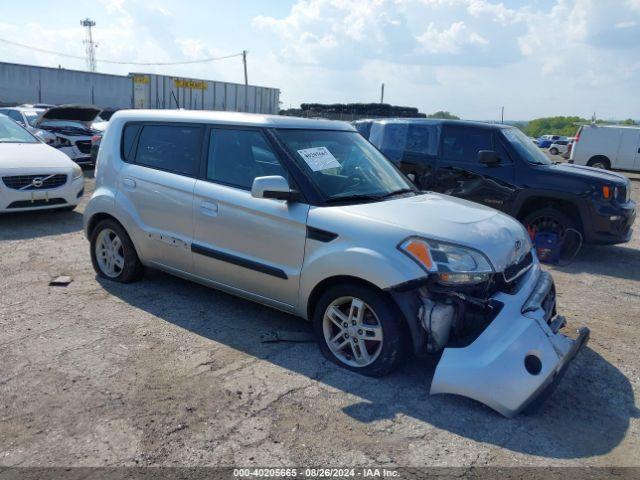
[253,0,640,118]
[415,21,488,54]
[615,20,638,29]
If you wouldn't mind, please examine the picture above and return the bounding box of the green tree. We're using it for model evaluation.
[525,116,586,138]
[621,118,636,125]
[427,111,460,120]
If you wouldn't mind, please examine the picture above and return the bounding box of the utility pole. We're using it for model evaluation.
[501,106,504,124]
[80,18,97,72]
[242,50,249,112]
[380,83,385,103]
[242,50,248,86]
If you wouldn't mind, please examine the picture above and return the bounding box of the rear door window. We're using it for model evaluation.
[441,126,493,163]
[134,124,203,176]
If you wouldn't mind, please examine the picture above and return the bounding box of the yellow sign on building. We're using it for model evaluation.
[174,79,208,90]
[133,76,150,84]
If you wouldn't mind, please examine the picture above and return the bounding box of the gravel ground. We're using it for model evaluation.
[1,169,639,468]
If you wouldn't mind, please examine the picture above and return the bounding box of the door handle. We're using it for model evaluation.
[200,200,219,216]
[122,178,136,190]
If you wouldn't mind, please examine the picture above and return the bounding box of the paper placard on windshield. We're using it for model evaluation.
[297,147,341,172]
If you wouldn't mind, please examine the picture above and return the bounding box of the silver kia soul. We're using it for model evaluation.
[84,110,589,417]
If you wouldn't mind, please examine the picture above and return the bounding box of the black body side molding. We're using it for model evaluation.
[191,244,288,279]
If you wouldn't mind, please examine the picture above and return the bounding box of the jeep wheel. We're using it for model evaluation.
[524,207,577,241]
[313,283,405,377]
[90,219,143,283]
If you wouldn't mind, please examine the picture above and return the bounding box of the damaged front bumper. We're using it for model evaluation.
[429,264,589,417]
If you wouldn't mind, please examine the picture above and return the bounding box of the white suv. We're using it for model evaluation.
[84,110,588,417]
[0,114,84,212]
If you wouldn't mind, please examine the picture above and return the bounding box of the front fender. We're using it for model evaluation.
[298,243,424,318]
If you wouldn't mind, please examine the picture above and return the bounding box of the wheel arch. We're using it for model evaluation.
[587,155,611,169]
[306,275,418,355]
[514,193,585,233]
[86,211,143,260]
[307,275,390,321]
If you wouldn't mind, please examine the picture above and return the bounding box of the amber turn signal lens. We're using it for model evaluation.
[602,185,612,199]
[405,240,433,270]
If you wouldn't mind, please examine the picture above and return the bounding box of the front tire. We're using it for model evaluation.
[549,147,558,155]
[90,219,143,283]
[524,207,577,241]
[313,282,406,377]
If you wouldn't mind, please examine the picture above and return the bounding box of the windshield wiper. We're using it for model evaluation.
[377,188,417,199]
[325,194,384,204]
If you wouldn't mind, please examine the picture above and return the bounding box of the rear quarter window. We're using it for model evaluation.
[121,124,141,162]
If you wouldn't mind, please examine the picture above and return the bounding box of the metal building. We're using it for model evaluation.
[0,61,132,108]
[131,73,280,114]
[0,61,280,114]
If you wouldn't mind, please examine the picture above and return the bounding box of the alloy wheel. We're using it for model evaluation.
[322,296,383,368]
[95,228,125,278]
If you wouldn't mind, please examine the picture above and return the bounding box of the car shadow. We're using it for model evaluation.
[99,269,637,460]
[0,209,83,240]
[554,244,640,282]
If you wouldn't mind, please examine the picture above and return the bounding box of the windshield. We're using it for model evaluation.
[502,127,552,165]
[276,129,415,202]
[0,115,39,143]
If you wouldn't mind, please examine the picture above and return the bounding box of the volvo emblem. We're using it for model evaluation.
[31,177,44,188]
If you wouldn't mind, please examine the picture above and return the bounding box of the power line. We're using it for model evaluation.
[0,37,244,66]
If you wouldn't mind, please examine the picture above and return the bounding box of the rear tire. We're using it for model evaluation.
[549,147,558,155]
[587,156,610,170]
[313,282,406,377]
[90,219,143,283]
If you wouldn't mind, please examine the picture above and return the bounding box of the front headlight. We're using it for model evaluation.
[398,237,494,285]
[72,164,83,180]
[55,136,71,147]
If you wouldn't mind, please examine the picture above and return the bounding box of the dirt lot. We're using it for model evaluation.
[1,170,639,468]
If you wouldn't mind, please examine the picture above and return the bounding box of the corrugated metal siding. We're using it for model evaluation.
[0,62,280,114]
[130,73,280,114]
[0,62,132,108]
[130,73,279,114]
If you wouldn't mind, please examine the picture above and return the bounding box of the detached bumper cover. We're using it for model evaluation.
[430,264,589,417]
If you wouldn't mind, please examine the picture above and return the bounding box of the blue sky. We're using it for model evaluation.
[1,0,639,120]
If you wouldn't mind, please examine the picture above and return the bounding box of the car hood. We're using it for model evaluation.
[546,163,629,185]
[34,105,101,127]
[321,192,532,273]
[0,143,76,172]
[91,121,108,132]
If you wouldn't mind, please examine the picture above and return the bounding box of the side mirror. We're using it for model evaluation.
[251,175,292,200]
[478,150,501,166]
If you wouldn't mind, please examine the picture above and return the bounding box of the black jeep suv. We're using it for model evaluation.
[357,119,635,245]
